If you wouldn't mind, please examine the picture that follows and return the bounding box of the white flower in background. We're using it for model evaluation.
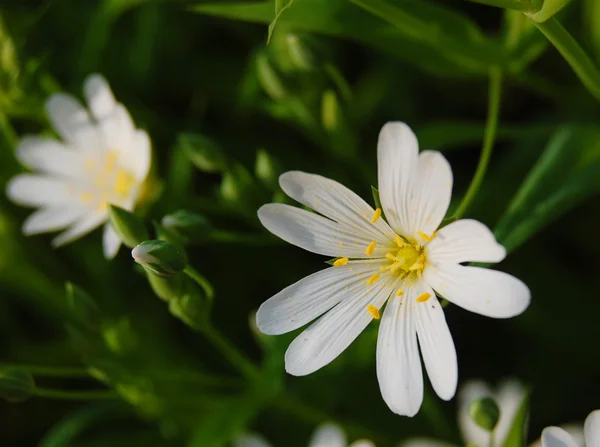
[6,74,151,259]
[540,410,598,447]
[256,122,531,416]
[233,423,374,447]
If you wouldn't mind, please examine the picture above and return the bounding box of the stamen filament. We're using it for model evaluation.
[417,230,433,242]
[395,235,405,247]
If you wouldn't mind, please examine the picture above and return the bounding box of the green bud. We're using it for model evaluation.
[321,89,342,132]
[255,148,280,190]
[178,133,228,173]
[285,34,315,71]
[146,270,184,302]
[66,282,101,330]
[108,205,149,248]
[256,51,286,100]
[132,240,188,277]
[220,163,259,209]
[469,396,501,432]
[527,0,571,22]
[168,285,209,329]
[161,210,212,244]
[0,368,35,402]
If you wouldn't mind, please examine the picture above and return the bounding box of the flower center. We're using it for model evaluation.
[380,236,425,280]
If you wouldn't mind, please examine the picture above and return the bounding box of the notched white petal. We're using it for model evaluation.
[52,212,107,248]
[6,174,73,207]
[541,426,578,447]
[45,93,91,143]
[23,206,86,235]
[584,410,600,447]
[308,424,346,447]
[84,74,117,120]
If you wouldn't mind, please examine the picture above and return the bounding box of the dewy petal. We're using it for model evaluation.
[424,263,530,319]
[16,136,88,179]
[426,219,506,265]
[279,171,396,242]
[84,74,117,121]
[541,427,579,447]
[103,222,122,259]
[22,206,86,235]
[258,204,390,258]
[377,122,419,237]
[257,262,384,335]
[232,433,272,447]
[308,424,346,447]
[458,380,492,447]
[415,285,457,401]
[6,174,74,207]
[285,275,393,376]
[52,211,106,248]
[584,410,600,447]
[376,286,423,417]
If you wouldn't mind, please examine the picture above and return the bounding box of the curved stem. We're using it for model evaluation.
[453,66,503,220]
[33,388,119,400]
[532,17,600,103]
[184,266,214,301]
[0,364,89,378]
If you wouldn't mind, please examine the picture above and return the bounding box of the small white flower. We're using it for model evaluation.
[6,74,151,259]
[256,122,531,416]
[233,424,374,447]
[540,410,599,447]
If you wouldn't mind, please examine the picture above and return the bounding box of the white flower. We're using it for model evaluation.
[233,424,374,447]
[540,410,599,447]
[256,122,531,416]
[6,74,151,259]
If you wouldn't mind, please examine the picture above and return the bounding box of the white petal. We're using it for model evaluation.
[97,104,135,155]
[22,206,86,235]
[51,211,106,247]
[426,219,506,264]
[532,426,585,447]
[103,223,122,259]
[16,136,88,179]
[308,424,346,447]
[127,130,151,181]
[584,410,600,447]
[458,380,492,447]
[256,262,383,335]
[415,288,457,401]
[232,433,272,447]
[279,171,395,242]
[84,74,117,120]
[258,204,390,258]
[376,287,423,417]
[285,275,393,376]
[424,264,530,318]
[377,122,419,237]
[409,150,453,241]
[348,441,375,447]
[6,174,73,207]
[45,93,91,142]
[400,439,455,447]
[541,427,578,447]
[494,380,526,445]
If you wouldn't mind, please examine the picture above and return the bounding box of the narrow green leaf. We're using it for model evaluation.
[502,389,530,447]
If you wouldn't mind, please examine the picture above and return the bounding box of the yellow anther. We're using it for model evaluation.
[333,257,349,267]
[418,231,433,242]
[339,242,344,247]
[396,288,404,296]
[80,192,93,203]
[367,273,380,285]
[395,235,405,247]
[105,151,118,170]
[380,265,390,271]
[371,208,382,223]
[416,292,431,303]
[365,241,377,256]
[114,170,135,197]
[409,262,424,271]
[367,304,380,319]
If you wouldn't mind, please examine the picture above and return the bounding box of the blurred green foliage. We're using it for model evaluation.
[1,0,600,446]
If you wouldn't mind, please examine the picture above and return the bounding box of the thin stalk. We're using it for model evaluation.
[453,66,503,220]
[33,388,119,401]
[463,0,536,12]
[533,17,600,103]
[183,266,214,301]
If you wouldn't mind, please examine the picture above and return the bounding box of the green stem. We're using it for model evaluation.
[453,66,502,220]
[184,266,214,300]
[0,364,89,378]
[463,0,536,12]
[532,17,600,103]
[33,388,119,400]
[0,113,18,148]
[200,324,259,381]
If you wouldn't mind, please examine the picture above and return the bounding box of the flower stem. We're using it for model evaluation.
[452,66,502,220]
[462,0,536,12]
[0,363,89,377]
[33,388,119,400]
[183,265,214,301]
[532,17,600,103]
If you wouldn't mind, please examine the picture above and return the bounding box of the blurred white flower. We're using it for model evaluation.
[256,122,531,416]
[540,410,598,447]
[6,74,151,259]
[233,424,374,447]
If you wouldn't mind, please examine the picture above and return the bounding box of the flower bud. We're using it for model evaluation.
[66,282,101,330]
[321,89,342,132]
[108,205,149,249]
[256,51,286,100]
[146,270,184,302]
[132,240,187,277]
[0,368,35,402]
[285,34,316,71]
[178,133,228,173]
[469,396,501,432]
[161,210,212,244]
[255,149,280,190]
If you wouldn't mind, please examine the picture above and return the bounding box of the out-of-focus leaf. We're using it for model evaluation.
[583,0,600,61]
[502,389,530,447]
[495,126,600,253]
[191,0,506,77]
[503,10,548,72]
[0,367,34,402]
